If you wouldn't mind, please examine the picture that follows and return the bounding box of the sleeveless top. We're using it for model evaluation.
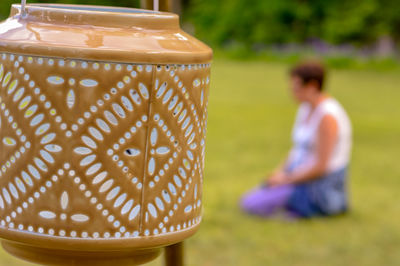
[285,97,352,217]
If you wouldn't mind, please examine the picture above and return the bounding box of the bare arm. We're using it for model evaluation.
[270,154,289,175]
[288,114,338,184]
[268,114,338,186]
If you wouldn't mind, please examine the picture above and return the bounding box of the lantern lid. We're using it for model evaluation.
[0,4,212,64]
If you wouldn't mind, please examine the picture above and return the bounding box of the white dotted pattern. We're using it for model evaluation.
[0,53,210,239]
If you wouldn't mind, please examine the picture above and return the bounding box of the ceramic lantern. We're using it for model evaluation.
[0,3,212,265]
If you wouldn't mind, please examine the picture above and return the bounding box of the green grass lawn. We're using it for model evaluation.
[1,59,400,265]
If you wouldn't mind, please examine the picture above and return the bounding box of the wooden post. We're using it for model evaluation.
[164,242,184,266]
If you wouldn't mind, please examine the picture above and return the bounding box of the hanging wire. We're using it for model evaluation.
[153,0,159,11]
[21,0,27,17]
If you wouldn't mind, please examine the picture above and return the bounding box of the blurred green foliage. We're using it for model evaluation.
[2,0,400,50]
[1,0,400,64]
[185,0,400,48]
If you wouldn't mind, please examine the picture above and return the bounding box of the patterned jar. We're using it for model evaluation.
[0,3,212,265]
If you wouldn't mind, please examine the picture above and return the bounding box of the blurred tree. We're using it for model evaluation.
[1,0,399,51]
[184,0,400,50]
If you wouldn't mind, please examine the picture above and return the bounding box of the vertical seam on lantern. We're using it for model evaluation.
[138,64,156,235]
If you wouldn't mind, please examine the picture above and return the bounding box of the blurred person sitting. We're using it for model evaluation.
[241,61,352,218]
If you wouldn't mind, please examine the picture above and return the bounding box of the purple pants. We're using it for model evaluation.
[240,185,294,216]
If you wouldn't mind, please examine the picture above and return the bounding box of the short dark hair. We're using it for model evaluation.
[290,61,326,91]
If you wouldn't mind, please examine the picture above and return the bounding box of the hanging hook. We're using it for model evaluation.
[21,0,27,17]
[153,0,159,11]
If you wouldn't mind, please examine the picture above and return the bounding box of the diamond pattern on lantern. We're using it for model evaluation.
[140,64,210,236]
[19,56,151,138]
[6,166,116,238]
[105,116,146,179]
[39,191,90,223]
[0,53,211,239]
[69,70,151,235]
[0,66,32,178]
[0,59,62,214]
[147,125,177,183]
[0,101,28,177]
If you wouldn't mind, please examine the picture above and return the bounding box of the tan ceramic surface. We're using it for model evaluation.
[1,4,212,64]
[0,4,212,263]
